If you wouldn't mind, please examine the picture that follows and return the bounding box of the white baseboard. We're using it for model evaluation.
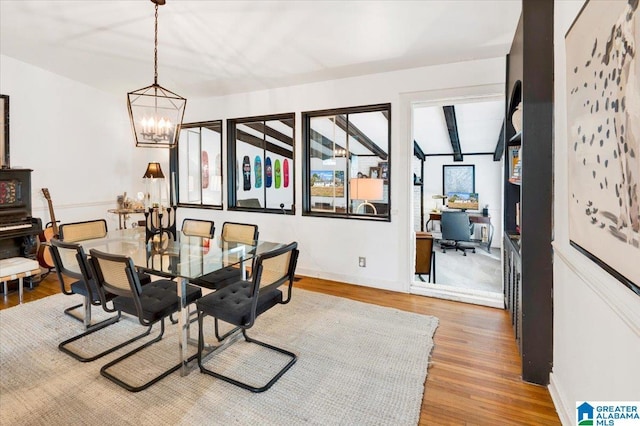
[549,373,572,426]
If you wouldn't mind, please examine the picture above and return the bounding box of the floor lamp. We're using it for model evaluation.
[350,178,384,214]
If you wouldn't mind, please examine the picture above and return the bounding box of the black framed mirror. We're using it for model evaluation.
[1,94,9,168]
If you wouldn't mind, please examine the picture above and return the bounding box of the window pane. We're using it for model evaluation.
[229,113,295,212]
[177,120,222,208]
[303,104,390,220]
[309,115,347,213]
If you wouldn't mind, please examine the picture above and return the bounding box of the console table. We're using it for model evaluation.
[107,208,145,230]
[426,211,494,252]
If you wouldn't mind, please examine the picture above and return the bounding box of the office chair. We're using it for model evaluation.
[440,211,476,256]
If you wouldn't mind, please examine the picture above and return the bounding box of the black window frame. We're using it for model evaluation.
[302,103,391,221]
[227,112,296,214]
[171,120,224,210]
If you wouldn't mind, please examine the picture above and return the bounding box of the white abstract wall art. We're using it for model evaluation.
[566,0,640,295]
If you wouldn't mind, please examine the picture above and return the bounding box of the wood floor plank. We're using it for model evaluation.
[0,273,561,424]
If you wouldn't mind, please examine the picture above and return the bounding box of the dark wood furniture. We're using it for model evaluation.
[502,0,554,385]
[415,232,435,282]
[0,169,43,293]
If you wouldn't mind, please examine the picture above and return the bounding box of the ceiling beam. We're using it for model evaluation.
[310,129,348,160]
[413,140,425,161]
[442,106,463,162]
[243,122,293,146]
[332,115,388,161]
[235,129,293,159]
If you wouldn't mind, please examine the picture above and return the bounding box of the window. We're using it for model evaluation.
[175,121,223,209]
[227,113,295,213]
[302,103,390,220]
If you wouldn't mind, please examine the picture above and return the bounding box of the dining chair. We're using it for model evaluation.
[191,222,259,290]
[196,242,299,393]
[181,218,215,238]
[50,238,153,362]
[89,248,202,392]
[56,219,151,324]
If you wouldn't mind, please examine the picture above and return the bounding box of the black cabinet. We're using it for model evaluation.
[502,0,554,385]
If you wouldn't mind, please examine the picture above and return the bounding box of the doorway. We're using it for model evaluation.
[410,96,504,308]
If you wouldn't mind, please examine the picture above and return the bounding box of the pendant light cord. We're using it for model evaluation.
[154,3,159,86]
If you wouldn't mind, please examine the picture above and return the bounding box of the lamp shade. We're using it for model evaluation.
[350,178,383,201]
[142,162,165,179]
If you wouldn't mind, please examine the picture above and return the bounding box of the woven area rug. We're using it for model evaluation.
[0,289,438,425]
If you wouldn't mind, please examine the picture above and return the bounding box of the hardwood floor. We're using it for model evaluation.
[1,273,560,425]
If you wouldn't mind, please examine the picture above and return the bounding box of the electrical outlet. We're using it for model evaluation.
[359,257,366,267]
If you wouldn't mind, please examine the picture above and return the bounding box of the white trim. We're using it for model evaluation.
[410,281,504,308]
[548,373,572,426]
[399,83,505,304]
[553,241,640,337]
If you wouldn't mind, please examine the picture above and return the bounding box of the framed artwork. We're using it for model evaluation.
[369,167,381,179]
[566,0,639,295]
[442,165,475,195]
[378,161,389,182]
[1,95,8,168]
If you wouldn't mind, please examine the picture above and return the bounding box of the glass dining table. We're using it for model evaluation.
[65,227,285,375]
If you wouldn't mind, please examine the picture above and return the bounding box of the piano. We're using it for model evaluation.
[0,169,43,285]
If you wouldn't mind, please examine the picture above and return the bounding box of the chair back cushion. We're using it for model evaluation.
[89,249,139,299]
[221,222,258,244]
[259,249,293,289]
[182,219,215,238]
[59,219,107,243]
[441,211,471,242]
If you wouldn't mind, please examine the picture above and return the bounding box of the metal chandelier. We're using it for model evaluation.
[128,0,186,148]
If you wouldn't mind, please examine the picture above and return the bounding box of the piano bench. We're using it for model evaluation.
[0,257,41,304]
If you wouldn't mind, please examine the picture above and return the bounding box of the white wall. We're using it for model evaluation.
[549,2,640,424]
[1,52,505,291]
[181,57,506,291]
[0,55,168,230]
[420,155,502,244]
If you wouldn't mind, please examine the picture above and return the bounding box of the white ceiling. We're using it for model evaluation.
[414,100,505,155]
[0,0,521,99]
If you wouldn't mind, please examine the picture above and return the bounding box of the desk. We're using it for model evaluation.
[426,211,494,252]
[107,208,145,230]
[67,228,285,375]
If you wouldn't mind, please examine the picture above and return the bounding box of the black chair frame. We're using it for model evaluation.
[50,238,152,363]
[90,249,201,392]
[196,242,299,393]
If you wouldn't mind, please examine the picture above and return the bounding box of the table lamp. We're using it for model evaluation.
[432,194,447,212]
[142,162,165,209]
[350,178,384,214]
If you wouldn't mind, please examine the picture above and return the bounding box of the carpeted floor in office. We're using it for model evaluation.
[431,245,502,293]
[0,289,438,425]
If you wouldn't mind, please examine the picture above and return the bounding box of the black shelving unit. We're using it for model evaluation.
[502,0,554,386]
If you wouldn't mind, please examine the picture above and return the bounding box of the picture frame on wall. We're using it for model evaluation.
[378,161,389,182]
[565,0,639,295]
[369,167,381,179]
[442,164,475,196]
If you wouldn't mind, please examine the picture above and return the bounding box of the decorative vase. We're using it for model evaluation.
[511,102,522,133]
